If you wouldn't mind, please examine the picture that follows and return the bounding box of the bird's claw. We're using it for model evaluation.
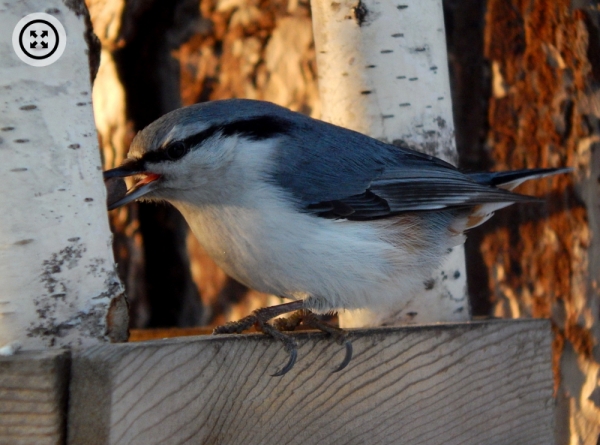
[295,311,354,373]
[332,340,353,373]
[271,345,298,377]
[259,321,299,377]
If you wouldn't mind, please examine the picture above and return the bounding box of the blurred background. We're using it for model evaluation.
[86,0,597,442]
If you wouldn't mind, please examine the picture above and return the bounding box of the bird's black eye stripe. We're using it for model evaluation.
[140,116,292,164]
[180,126,221,150]
[220,116,293,140]
[168,116,291,152]
[180,116,292,145]
[142,140,194,164]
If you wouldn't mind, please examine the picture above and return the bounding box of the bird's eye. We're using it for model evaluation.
[166,142,188,160]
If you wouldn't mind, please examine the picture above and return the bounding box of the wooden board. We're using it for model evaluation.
[0,350,70,445]
[68,319,554,445]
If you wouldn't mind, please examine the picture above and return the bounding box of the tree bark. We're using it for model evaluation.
[476,1,598,443]
[0,0,127,351]
[310,0,469,327]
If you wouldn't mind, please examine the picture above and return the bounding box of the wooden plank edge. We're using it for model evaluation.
[0,349,71,445]
[68,319,554,445]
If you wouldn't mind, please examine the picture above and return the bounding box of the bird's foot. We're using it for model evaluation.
[213,300,304,376]
[274,310,353,373]
[271,309,306,331]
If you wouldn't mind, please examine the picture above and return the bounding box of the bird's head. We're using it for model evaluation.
[103,99,295,210]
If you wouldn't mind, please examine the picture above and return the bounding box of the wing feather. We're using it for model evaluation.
[268,110,554,221]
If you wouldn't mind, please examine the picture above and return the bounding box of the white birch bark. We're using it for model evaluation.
[0,0,127,352]
[311,0,470,327]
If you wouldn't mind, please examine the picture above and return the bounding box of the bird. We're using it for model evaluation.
[104,98,570,376]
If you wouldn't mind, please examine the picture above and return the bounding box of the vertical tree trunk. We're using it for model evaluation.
[480,1,598,443]
[0,0,127,351]
[310,0,470,327]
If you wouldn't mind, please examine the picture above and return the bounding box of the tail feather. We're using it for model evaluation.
[451,167,572,232]
[467,167,572,191]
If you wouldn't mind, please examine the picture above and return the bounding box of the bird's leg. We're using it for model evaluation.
[213,300,305,376]
[213,300,305,334]
[274,310,353,373]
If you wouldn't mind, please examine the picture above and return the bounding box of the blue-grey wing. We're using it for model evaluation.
[270,117,537,220]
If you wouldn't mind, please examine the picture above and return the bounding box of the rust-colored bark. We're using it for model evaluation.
[484,0,584,347]
[483,0,600,442]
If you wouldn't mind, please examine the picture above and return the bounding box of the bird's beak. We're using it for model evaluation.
[103,159,162,210]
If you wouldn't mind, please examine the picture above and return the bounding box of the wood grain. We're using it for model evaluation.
[0,350,70,445]
[68,320,554,445]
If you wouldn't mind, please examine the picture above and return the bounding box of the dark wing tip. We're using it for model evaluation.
[467,167,572,187]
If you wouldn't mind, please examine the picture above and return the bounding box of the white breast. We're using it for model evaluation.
[174,189,390,309]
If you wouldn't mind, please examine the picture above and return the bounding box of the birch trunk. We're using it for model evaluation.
[311,0,469,327]
[0,0,127,352]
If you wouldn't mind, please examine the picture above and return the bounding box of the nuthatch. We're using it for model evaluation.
[104,99,569,375]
